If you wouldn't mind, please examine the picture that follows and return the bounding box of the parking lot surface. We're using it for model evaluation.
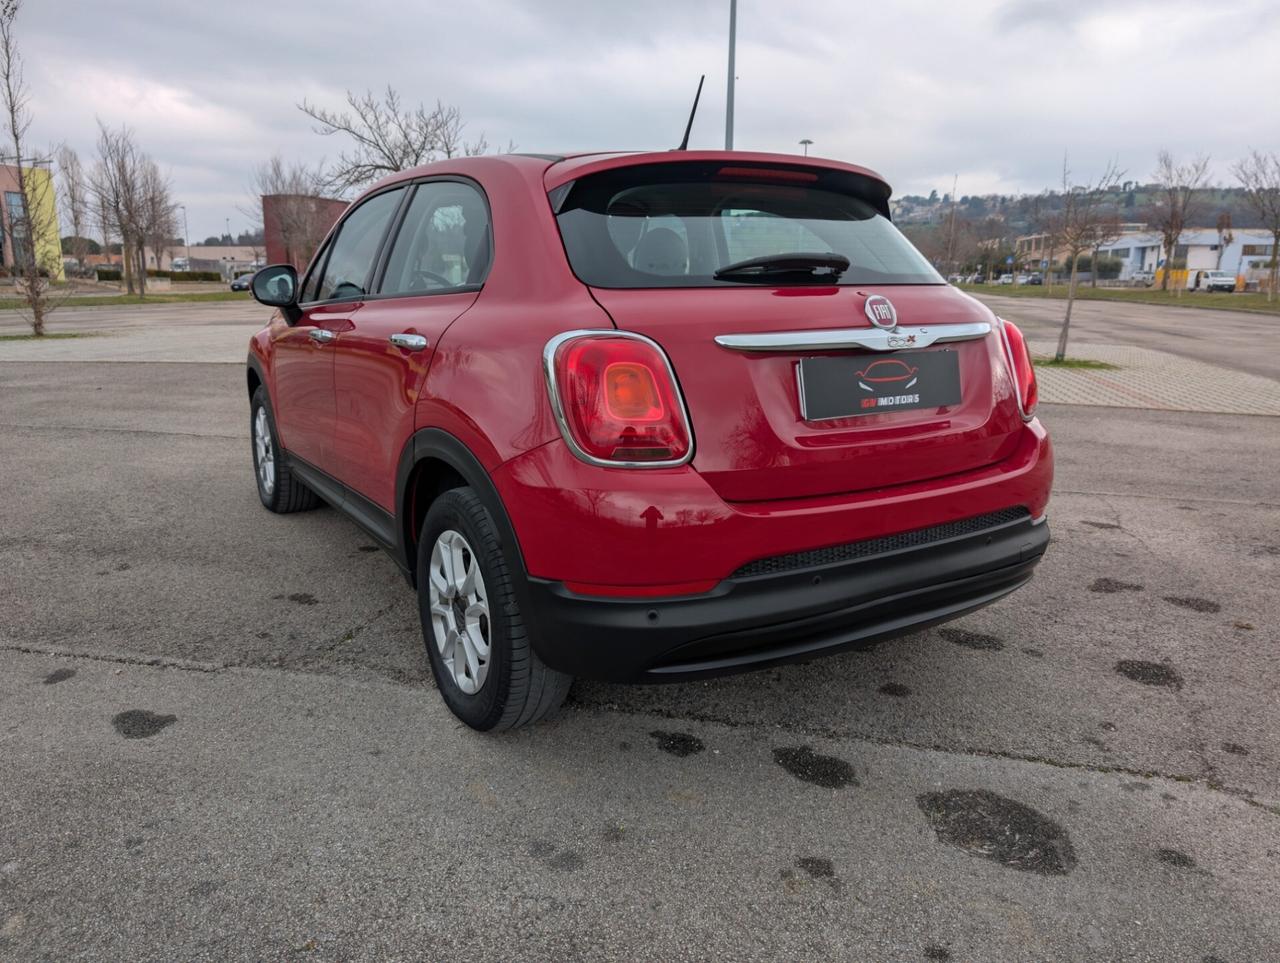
[2,301,1278,960]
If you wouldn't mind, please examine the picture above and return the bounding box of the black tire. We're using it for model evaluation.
[417,487,572,731]
[250,386,320,513]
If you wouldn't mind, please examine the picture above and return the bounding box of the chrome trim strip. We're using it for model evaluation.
[714,321,991,354]
[541,329,696,470]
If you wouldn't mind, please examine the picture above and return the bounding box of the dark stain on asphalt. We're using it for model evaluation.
[1082,736,1108,751]
[1090,577,1144,594]
[1157,848,1196,870]
[111,709,177,739]
[795,856,835,879]
[916,789,1077,875]
[1021,647,1045,658]
[1115,660,1183,690]
[924,947,953,962]
[1100,721,1118,732]
[123,836,144,850]
[649,730,705,757]
[1122,781,1152,792]
[1222,742,1249,756]
[1161,793,1179,802]
[1082,520,1122,530]
[1203,956,1228,963]
[1162,595,1221,614]
[188,880,221,897]
[42,667,76,685]
[529,840,583,872]
[287,592,319,606]
[879,682,911,697]
[773,746,857,789]
[357,545,379,553]
[618,740,631,752]
[940,628,1004,651]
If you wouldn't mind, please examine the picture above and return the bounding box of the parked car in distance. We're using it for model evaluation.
[997,273,1014,285]
[1194,270,1236,292]
[230,272,256,292]
[245,151,1052,731]
[967,273,985,284]
[1131,270,1155,287]
[1026,273,1043,286]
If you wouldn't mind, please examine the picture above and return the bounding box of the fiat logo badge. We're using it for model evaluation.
[865,295,898,331]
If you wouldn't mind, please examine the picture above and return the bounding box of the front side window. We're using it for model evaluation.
[313,188,404,302]
[380,181,491,295]
[555,162,942,288]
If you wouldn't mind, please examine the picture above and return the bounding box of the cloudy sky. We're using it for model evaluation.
[20,0,1280,241]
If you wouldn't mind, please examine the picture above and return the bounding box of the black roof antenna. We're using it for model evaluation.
[675,74,705,150]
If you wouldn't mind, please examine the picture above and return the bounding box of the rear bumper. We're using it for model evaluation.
[523,511,1049,682]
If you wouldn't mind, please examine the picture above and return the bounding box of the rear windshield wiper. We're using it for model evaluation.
[713,252,850,283]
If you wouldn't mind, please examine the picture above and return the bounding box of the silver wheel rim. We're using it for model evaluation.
[427,530,491,695]
[254,406,275,496]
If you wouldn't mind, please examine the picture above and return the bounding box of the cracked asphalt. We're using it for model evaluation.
[1,302,1278,961]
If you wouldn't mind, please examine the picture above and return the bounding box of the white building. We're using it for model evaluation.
[1098,228,1276,286]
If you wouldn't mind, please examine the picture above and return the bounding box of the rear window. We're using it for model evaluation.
[553,161,942,288]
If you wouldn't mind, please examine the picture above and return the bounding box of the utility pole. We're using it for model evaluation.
[725,0,736,150]
[178,204,189,266]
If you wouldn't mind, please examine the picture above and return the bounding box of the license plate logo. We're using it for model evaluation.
[798,350,962,421]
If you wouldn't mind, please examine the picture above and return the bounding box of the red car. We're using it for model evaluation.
[246,151,1050,731]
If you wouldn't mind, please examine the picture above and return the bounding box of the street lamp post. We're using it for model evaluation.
[799,138,813,156]
[725,0,736,150]
[177,204,190,267]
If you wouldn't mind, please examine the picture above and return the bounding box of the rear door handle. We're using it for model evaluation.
[309,329,337,344]
[389,333,428,351]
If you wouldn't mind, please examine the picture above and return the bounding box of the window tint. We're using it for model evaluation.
[556,162,942,288]
[314,188,404,302]
[300,237,331,303]
[380,181,491,296]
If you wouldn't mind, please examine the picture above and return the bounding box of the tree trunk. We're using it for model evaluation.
[136,241,147,296]
[1090,245,1099,288]
[122,233,135,295]
[1270,231,1279,303]
[1056,253,1080,362]
[1159,239,1171,291]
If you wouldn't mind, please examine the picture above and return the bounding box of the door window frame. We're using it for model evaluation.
[297,183,410,308]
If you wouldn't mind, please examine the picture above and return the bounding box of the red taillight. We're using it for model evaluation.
[999,319,1038,419]
[548,333,692,466]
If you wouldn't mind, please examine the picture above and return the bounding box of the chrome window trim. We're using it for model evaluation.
[713,321,991,354]
[541,329,696,470]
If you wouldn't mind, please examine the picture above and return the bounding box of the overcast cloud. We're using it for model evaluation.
[20,0,1280,240]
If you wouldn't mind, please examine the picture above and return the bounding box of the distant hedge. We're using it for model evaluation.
[96,269,122,281]
[97,268,222,283]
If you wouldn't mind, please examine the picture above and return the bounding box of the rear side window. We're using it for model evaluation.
[554,162,942,288]
[380,181,491,295]
[313,187,404,302]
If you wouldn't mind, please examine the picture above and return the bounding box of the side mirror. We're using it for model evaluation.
[251,264,301,322]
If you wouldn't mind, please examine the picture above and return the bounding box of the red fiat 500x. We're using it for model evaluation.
[246,151,1051,731]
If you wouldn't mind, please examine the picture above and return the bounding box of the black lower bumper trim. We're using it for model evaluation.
[524,512,1049,682]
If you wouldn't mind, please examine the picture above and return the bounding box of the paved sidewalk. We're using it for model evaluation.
[1030,340,1280,416]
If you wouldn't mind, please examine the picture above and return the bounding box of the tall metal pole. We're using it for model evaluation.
[725,0,736,150]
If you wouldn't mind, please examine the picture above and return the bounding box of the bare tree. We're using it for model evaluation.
[1088,214,1123,288]
[1042,158,1124,361]
[56,144,93,274]
[1232,149,1280,301]
[1149,150,1211,293]
[138,157,176,276]
[1,0,61,334]
[299,86,501,191]
[90,122,144,294]
[248,154,331,269]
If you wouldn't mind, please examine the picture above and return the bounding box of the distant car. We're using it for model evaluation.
[967,273,985,284]
[997,274,1014,285]
[1015,274,1031,285]
[230,273,256,292]
[1026,273,1043,286]
[1195,270,1236,292]
[1131,270,1155,287]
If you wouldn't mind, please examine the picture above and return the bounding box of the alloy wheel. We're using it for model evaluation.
[427,529,492,695]
[253,406,275,496]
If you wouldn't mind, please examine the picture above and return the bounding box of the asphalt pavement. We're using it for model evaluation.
[1,300,1278,961]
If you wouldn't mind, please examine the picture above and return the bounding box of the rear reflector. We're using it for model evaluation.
[545,332,693,467]
[999,319,1038,419]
